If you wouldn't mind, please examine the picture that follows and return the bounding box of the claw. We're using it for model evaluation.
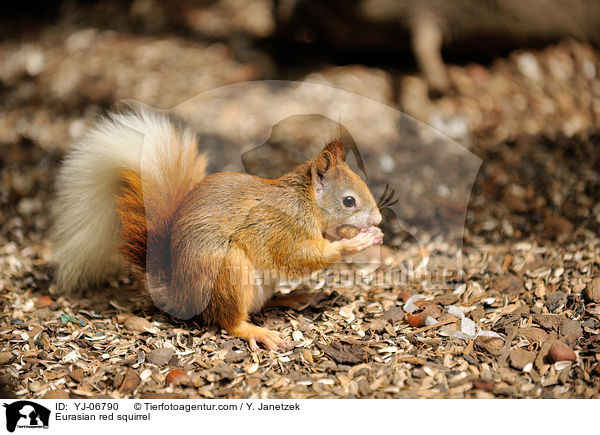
[228,321,289,352]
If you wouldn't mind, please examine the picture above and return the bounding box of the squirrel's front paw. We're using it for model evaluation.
[362,226,384,244]
[339,226,383,254]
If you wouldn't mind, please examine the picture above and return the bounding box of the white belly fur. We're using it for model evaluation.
[249,271,276,313]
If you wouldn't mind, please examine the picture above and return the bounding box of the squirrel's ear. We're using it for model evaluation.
[310,150,332,192]
[310,140,344,189]
[312,149,332,176]
[324,140,345,162]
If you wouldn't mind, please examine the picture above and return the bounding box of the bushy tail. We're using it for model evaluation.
[51,111,206,293]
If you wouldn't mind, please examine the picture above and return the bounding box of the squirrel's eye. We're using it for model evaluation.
[343,196,356,208]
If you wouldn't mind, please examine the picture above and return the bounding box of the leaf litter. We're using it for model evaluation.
[0,11,599,398]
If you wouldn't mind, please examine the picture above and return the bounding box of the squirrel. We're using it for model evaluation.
[51,110,383,351]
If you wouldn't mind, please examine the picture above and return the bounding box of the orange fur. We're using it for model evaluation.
[114,133,380,351]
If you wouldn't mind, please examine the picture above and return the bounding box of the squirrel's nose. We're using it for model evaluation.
[368,209,382,226]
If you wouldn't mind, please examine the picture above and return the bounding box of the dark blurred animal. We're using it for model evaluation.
[275,0,600,93]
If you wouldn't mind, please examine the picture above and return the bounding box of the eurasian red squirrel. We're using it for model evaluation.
[51,111,383,350]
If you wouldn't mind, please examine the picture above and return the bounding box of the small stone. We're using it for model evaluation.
[147,348,174,366]
[165,369,192,386]
[548,342,576,363]
[36,295,53,308]
[584,278,600,302]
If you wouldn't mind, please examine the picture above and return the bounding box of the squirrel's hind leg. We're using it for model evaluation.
[214,248,290,352]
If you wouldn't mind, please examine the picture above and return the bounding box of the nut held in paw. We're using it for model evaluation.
[336,224,360,239]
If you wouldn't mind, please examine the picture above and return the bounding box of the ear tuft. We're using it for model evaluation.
[324,140,345,162]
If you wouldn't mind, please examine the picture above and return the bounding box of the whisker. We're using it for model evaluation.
[383,197,399,207]
[377,183,399,208]
[380,183,390,202]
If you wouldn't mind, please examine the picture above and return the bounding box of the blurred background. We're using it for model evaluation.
[1,0,599,251]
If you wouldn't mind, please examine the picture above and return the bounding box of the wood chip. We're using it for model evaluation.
[115,368,141,395]
[317,340,365,364]
[146,348,174,366]
[584,278,600,302]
